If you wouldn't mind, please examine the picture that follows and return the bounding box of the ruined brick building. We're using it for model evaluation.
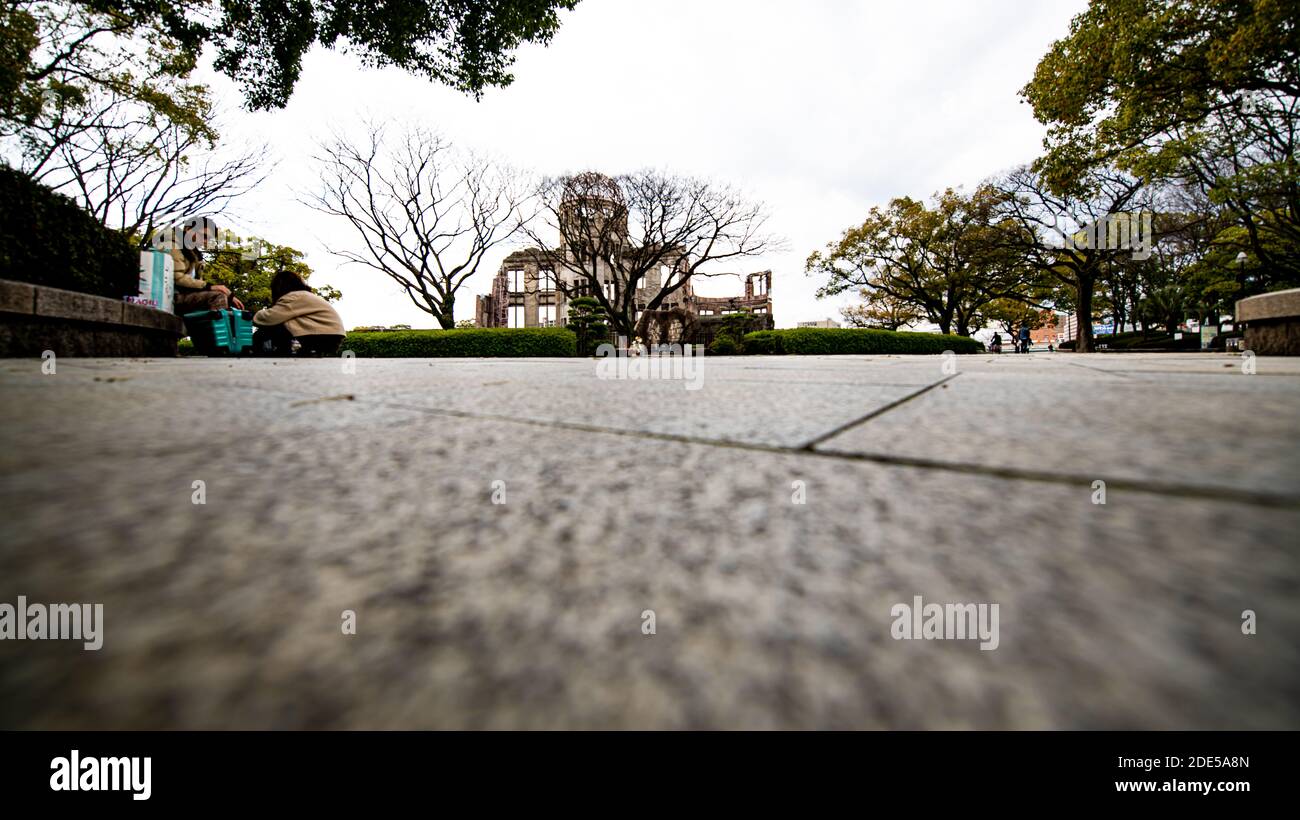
[475,173,773,344]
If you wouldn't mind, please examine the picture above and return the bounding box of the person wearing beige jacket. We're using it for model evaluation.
[168,217,244,314]
[252,270,345,356]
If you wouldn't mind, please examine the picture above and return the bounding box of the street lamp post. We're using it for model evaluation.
[1226,251,1250,336]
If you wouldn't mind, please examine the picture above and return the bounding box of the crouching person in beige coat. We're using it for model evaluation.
[252,270,346,357]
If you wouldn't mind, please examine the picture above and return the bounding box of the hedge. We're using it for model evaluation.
[741,327,983,355]
[1061,330,1200,351]
[340,327,578,357]
[0,166,138,298]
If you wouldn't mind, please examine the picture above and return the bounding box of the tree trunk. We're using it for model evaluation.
[612,313,633,343]
[437,303,455,329]
[1074,275,1095,353]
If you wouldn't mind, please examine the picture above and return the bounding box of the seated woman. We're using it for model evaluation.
[252,271,346,356]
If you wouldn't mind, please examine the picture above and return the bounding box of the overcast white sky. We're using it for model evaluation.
[198,0,1088,330]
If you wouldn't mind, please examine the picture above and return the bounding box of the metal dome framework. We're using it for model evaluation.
[560,171,625,209]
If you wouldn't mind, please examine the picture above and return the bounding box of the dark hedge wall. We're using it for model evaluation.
[0,166,138,299]
[741,327,984,355]
[340,327,578,357]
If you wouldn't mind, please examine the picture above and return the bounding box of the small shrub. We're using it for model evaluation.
[338,327,578,358]
[741,330,782,354]
[739,327,982,355]
[709,333,740,355]
[0,167,138,298]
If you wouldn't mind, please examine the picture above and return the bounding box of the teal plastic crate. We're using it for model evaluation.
[228,308,255,352]
[183,308,254,356]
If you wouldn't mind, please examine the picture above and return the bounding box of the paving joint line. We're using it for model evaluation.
[373,395,1300,509]
[796,374,960,450]
[12,363,1298,509]
[1060,360,1133,378]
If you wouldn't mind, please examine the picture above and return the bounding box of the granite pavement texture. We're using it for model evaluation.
[1,352,1297,729]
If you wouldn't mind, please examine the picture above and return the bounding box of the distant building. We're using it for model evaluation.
[475,173,773,345]
[1031,310,1065,345]
[1060,313,1078,343]
[797,318,840,329]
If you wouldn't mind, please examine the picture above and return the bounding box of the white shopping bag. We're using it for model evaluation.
[137,249,174,312]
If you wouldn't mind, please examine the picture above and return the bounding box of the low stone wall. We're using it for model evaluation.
[0,278,184,357]
[1238,288,1300,356]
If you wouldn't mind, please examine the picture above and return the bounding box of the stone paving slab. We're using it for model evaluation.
[1035,352,1300,375]
[3,356,945,450]
[0,354,1297,729]
[815,362,1300,500]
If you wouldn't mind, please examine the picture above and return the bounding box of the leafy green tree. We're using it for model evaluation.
[983,299,1047,340]
[839,289,922,330]
[2,0,580,119]
[566,295,608,356]
[1023,0,1299,279]
[204,237,340,311]
[808,186,1030,337]
[211,0,581,109]
[1139,285,1189,337]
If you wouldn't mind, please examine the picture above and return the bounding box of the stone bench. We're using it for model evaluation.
[1238,287,1300,356]
[0,278,184,357]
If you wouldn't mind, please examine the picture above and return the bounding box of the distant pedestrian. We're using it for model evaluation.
[990,332,1003,353]
[1018,325,1031,353]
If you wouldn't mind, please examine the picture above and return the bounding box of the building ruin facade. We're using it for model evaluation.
[475,173,774,345]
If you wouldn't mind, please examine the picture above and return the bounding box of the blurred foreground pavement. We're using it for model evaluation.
[1,352,1297,729]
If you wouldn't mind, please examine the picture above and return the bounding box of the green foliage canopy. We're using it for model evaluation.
[204,237,340,311]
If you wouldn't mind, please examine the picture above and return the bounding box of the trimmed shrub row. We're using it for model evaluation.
[0,167,138,299]
[741,327,983,355]
[1061,331,1200,351]
[340,327,578,358]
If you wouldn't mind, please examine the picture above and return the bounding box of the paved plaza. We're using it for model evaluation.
[1,352,1297,729]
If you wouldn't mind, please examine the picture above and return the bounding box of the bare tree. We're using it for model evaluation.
[524,170,778,340]
[21,88,265,242]
[307,123,531,328]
